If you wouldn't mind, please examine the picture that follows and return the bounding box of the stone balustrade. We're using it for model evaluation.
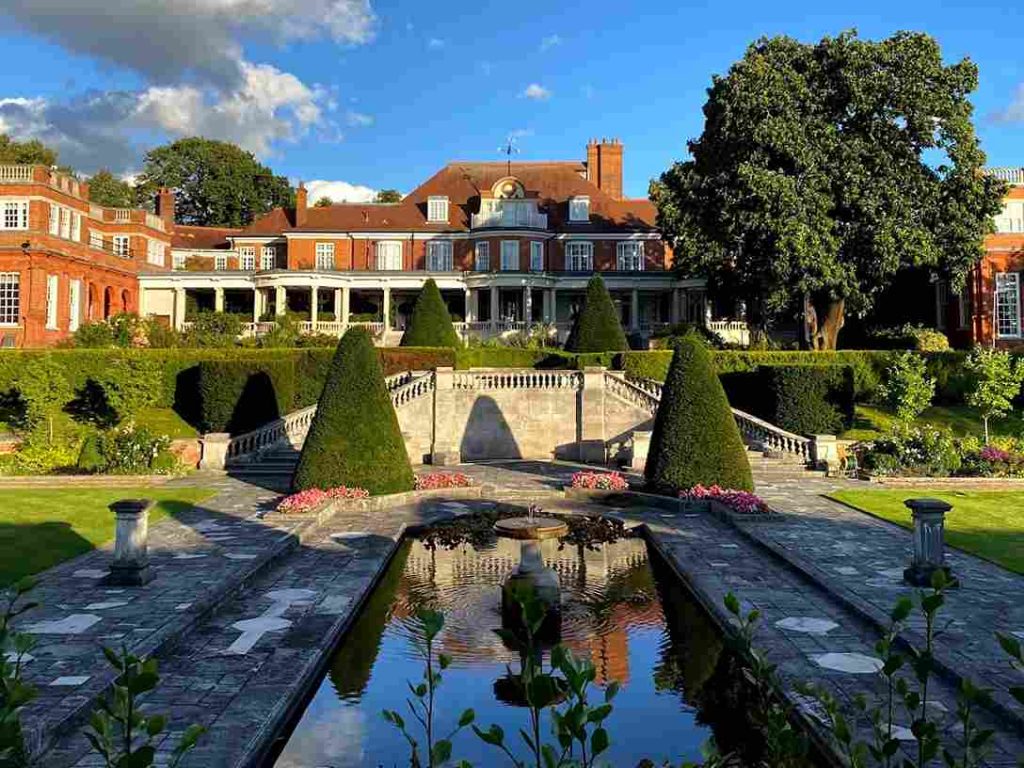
[452,369,582,391]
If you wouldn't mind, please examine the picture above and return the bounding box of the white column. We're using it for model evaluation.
[464,287,474,323]
[670,288,681,325]
[275,285,286,316]
[489,285,499,329]
[523,284,532,328]
[630,288,640,331]
[341,285,350,327]
[310,285,318,326]
[252,289,260,323]
[549,287,557,323]
[383,284,391,329]
[542,289,551,324]
[174,287,186,330]
[214,287,225,313]
[333,288,342,325]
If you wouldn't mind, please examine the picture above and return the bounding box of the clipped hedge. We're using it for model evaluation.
[197,359,296,434]
[400,279,461,348]
[723,365,855,436]
[566,276,628,353]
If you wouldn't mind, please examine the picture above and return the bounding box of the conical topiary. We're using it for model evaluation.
[292,327,414,494]
[400,278,461,348]
[565,276,628,353]
[644,333,753,493]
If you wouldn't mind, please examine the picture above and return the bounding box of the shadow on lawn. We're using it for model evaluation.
[0,521,93,588]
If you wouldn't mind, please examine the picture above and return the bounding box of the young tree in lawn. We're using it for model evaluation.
[292,327,414,494]
[565,276,628,353]
[400,279,461,348]
[879,353,936,424]
[651,31,1006,349]
[134,138,294,227]
[964,347,1024,443]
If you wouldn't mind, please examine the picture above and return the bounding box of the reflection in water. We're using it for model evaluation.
[274,534,749,767]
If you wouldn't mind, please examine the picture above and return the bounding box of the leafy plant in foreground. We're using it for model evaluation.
[382,609,475,767]
[85,646,204,768]
[0,578,38,768]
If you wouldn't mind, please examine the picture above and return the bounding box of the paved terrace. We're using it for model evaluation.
[13,462,1024,767]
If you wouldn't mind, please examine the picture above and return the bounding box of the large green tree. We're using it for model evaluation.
[88,169,136,208]
[134,137,294,227]
[0,134,59,166]
[651,31,1006,349]
[375,189,402,203]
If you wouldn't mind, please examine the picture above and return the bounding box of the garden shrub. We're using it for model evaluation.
[455,348,575,369]
[381,347,457,376]
[181,313,243,348]
[565,276,628,353]
[196,359,295,434]
[754,365,855,435]
[644,334,753,493]
[401,279,461,349]
[869,324,950,352]
[879,352,935,423]
[76,433,104,473]
[71,321,117,348]
[858,425,966,477]
[292,328,415,495]
[94,357,163,424]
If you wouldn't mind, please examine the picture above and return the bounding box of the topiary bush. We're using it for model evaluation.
[76,433,104,473]
[292,327,414,495]
[565,276,628,353]
[754,365,855,435]
[400,279,461,349]
[644,334,753,493]
[196,359,295,434]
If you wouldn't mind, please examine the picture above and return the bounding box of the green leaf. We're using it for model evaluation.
[473,724,505,746]
[723,592,740,617]
[458,708,475,727]
[891,597,913,623]
[604,680,620,702]
[590,727,610,756]
[145,714,167,737]
[587,703,613,723]
[431,739,452,765]
[439,653,452,670]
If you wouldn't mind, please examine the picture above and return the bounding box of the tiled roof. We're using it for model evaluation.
[234,161,659,237]
[171,225,241,250]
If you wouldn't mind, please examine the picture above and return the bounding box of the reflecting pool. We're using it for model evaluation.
[272,527,766,767]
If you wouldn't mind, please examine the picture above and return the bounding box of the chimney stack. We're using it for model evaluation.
[295,182,308,227]
[584,138,624,200]
[156,187,176,228]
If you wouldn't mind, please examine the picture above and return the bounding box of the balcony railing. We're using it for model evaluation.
[0,165,33,183]
[988,167,1024,185]
[471,209,548,229]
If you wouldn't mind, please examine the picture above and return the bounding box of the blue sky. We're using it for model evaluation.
[0,0,1021,200]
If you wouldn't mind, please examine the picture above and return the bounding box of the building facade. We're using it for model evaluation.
[139,139,708,345]
[0,166,171,347]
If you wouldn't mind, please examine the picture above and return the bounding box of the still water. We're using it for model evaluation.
[273,532,760,767]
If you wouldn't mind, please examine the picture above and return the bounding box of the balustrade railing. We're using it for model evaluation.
[0,165,33,183]
[603,372,660,415]
[144,212,165,231]
[453,369,582,391]
[390,371,435,407]
[112,208,133,223]
[225,404,317,462]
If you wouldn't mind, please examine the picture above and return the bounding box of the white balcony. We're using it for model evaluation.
[0,165,33,183]
[471,209,548,229]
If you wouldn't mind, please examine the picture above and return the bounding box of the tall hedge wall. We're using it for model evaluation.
[197,359,295,434]
[722,365,856,436]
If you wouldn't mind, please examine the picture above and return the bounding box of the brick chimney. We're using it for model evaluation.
[295,182,308,227]
[585,138,624,200]
[156,187,176,228]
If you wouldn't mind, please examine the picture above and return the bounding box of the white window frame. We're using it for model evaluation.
[69,279,81,332]
[427,240,453,271]
[995,272,1021,339]
[474,241,490,272]
[260,245,277,270]
[147,240,164,266]
[1,200,28,231]
[59,207,71,239]
[90,231,104,250]
[112,235,131,258]
[568,196,590,223]
[500,240,519,271]
[530,241,544,272]
[45,274,58,330]
[239,246,256,271]
[49,203,60,235]
[0,273,20,326]
[214,253,228,271]
[315,242,336,271]
[173,252,187,270]
[427,196,449,223]
[566,241,593,272]
[616,241,645,271]
[375,241,403,271]
[72,211,81,242]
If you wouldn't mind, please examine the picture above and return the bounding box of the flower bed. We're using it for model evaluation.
[679,484,770,515]
[857,425,1024,479]
[276,486,369,514]
[570,471,630,492]
[414,472,474,491]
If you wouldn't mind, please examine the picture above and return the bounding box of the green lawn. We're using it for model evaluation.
[842,404,1024,442]
[829,489,1024,574]
[0,487,215,586]
[134,407,199,439]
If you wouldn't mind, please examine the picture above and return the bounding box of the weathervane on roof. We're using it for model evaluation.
[498,135,520,176]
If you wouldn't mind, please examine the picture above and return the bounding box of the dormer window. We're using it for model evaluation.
[569,196,590,222]
[427,196,449,223]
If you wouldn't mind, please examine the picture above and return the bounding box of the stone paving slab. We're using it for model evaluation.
[9,475,310,757]
[748,472,1024,731]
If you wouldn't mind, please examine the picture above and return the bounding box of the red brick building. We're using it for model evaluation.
[0,165,171,347]
[140,139,709,345]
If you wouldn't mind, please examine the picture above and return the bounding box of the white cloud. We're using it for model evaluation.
[0,0,376,88]
[509,128,533,140]
[345,110,374,127]
[540,35,561,51]
[992,84,1024,123]
[427,37,445,50]
[521,83,551,101]
[305,178,379,203]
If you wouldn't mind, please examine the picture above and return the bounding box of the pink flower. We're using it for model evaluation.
[678,485,769,515]
[570,471,629,491]
[414,473,474,491]
[276,486,369,514]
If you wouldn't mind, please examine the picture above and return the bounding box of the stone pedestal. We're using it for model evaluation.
[199,432,231,470]
[579,367,607,464]
[430,367,462,465]
[810,434,839,469]
[630,430,651,473]
[903,498,956,587]
[104,499,154,586]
